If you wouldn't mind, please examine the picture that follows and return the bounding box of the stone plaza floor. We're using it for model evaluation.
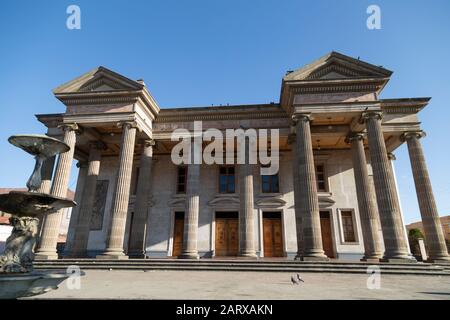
[25,270,450,300]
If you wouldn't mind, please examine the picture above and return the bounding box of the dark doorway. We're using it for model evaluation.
[320,211,334,258]
[215,212,239,256]
[172,211,184,257]
[263,212,284,257]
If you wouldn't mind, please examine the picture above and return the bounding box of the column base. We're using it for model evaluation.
[238,253,258,259]
[178,253,200,259]
[427,257,450,265]
[34,253,59,260]
[361,254,383,263]
[295,255,329,262]
[380,257,417,264]
[96,254,129,260]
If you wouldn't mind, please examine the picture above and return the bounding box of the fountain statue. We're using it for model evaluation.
[0,134,78,299]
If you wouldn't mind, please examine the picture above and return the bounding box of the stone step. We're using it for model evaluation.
[33,260,444,270]
[34,265,450,276]
[33,260,450,276]
[34,258,438,267]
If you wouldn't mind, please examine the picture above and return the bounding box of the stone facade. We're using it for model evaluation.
[33,52,449,263]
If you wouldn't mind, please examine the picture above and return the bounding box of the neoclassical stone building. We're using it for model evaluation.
[34,52,450,263]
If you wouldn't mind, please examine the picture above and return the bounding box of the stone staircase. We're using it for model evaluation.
[33,259,450,276]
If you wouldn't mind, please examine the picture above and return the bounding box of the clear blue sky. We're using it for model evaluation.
[0,0,449,224]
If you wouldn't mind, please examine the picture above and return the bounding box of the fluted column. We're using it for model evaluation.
[402,131,450,263]
[128,139,155,258]
[179,140,200,259]
[388,153,413,256]
[64,161,88,256]
[36,155,56,240]
[288,134,304,258]
[70,142,105,257]
[347,133,383,261]
[238,136,257,258]
[97,121,137,259]
[363,112,414,262]
[36,123,78,260]
[36,156,56,194]
[293,114,328,261]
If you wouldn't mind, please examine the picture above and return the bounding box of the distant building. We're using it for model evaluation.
[406,216,450,242]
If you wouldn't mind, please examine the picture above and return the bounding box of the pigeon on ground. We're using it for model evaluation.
[297,274,305,283]
[291,275,300,285]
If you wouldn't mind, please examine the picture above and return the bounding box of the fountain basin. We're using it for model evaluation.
[0,271,70,299]
[0,191,76,217]
[8,134,70,158]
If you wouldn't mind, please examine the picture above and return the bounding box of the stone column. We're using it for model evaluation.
[97,121,137,259]
[36,123,78,260]
[292,114,328,261]
[64,161,88,256]
[238,136,257,258]
[36,155,56,240]
[363,112,414,262]
[179,140,200,259]
[347,133,383,261]
[388,153,413,256]
[402,131,450,263]
[288,134,304,258]
[128,139,155,258]
[70,142,105,257]
[37,156,56,194]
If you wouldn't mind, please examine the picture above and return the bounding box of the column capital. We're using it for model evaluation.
[345,132,366,144]
[58,123,81,134]
[291,113,313,126]
[361,111,383,123]
[117,120,141,132]
[400,131,426,142]
[142,139,156,147]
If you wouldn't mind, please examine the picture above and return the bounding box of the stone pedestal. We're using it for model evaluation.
[35,124,78,260]
[402,131,450,263]
[347,133,383,261]
[363,112,415,263]
[292,114,328,261]
[97,122,137,260]
[128,140,154,258]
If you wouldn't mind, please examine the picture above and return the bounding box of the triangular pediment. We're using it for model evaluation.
[53,66,144,94]
[284,51,392,81]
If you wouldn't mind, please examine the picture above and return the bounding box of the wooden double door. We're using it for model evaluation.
[263,212,284,257]
[215,212,239,256]
[172,212,184,257]
[320,211,334,258]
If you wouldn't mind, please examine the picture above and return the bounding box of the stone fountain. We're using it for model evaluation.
[0,134,78,299]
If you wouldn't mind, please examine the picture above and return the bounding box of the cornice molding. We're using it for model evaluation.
[56,92,140,106]
[292,83,384,94]
[154,109,288,123]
